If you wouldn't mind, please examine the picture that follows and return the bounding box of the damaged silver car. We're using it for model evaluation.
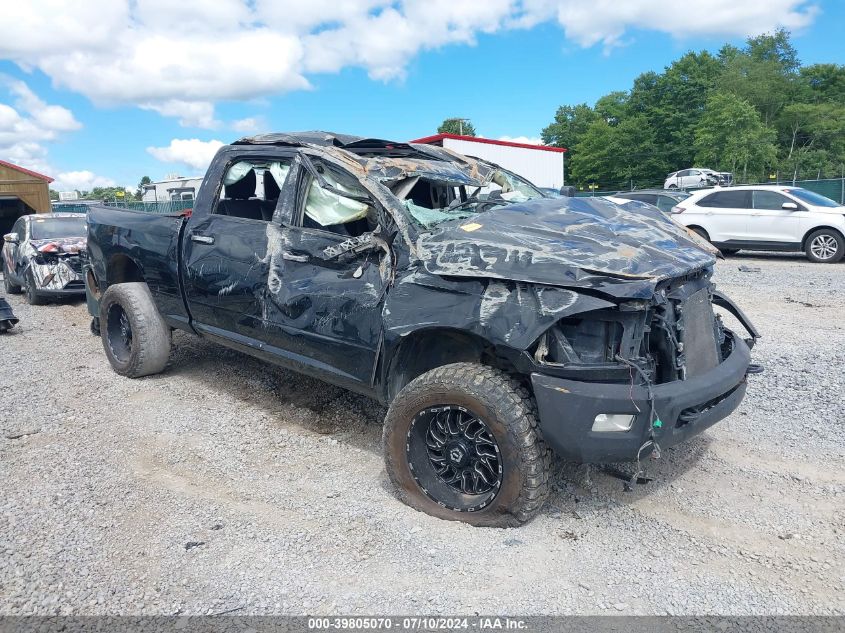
[2,213,87,305]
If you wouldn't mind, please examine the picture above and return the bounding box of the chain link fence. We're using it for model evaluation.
[573,177,845,203]
[51,200,194,214]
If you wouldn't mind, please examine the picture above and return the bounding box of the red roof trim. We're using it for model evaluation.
[410,133,566,153]
[0,159,54,183]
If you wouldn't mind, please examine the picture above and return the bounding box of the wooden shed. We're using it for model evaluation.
[0,160,54,236]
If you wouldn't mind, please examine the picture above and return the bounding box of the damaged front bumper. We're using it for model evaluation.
[28,258,85,297]
[531,331,752,463]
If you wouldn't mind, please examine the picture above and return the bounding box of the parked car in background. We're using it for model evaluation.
[664,168,730,190]
[2,213,87,304]
[670,185,845,263]
[612,189,692,213]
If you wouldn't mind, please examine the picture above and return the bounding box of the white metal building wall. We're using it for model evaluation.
[142,177,204,202]
[441,138,564,189]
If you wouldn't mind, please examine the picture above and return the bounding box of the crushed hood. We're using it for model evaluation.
[416,196,717,299]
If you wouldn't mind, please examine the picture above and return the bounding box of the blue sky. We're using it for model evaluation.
[0,0,841,191]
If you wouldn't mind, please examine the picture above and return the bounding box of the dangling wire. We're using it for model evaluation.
[614,354,663,489]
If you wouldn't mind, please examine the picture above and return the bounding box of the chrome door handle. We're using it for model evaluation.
[191,234,214,245]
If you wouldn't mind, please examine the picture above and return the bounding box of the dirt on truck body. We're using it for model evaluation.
[84,131,760,526]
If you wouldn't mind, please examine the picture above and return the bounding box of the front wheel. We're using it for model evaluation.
[805,229,844,263]
[667,184,678,190]
[99,282,171,377]
[24,270,46,305]
[383,363,552,527]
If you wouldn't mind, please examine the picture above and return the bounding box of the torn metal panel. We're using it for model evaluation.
[383,269,614,351]
[416,196,717,299]
[28,237,86,291]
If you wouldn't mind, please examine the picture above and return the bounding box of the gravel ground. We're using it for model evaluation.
[1,252,843,616]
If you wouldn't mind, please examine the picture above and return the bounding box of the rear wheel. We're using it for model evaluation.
[24,270,46,305]
[2,262,21,294]
[805,229,844,263]
[383,363,552,527]
[99,282,171,377]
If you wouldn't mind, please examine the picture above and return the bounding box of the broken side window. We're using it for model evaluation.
[477,169,544,203]
[214,158,292,222]
[403,199,474,229]
[301,162,377,238]
[395,171,544,231]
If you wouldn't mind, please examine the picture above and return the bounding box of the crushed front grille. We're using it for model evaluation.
[681,288,719,378]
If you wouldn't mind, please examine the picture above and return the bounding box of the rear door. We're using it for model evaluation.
[685,170,707,188]
[749,189,801,245]
[182,151,295,339]
[692,190,752,242]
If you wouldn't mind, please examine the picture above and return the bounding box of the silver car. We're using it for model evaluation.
[2,213,87,304]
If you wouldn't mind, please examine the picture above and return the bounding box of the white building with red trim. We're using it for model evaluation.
[410,133,566,190]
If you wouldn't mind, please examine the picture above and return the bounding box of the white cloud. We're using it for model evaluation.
[0,1,820,125]
[141,100,220,129]
[0,78,82,175]
[52,170,116,192]
[231,117,266,134]
[534,0,819,50]
[499,135,544,145]
[147,138,225,170]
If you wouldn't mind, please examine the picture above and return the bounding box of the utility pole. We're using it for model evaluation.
[443,117,470,136]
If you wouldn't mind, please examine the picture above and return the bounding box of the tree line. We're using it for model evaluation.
[539,30,845,191]
[50,176,152,202]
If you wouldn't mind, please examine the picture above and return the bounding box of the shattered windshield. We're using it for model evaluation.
[398,168,546,230]
[30,216,87,239]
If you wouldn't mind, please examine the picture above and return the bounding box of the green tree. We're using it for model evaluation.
[83,186,131,201]
[437,118,476,136]
[627,51,722,171]
[776,102,845,179]
[48,189,59,201]
[135,175,152,200]
[570,116,665,189]
[694,92,777,182]
[717,29,799,126]
[800,64,845,103]
[540,104,599,157]
[594,91,629,126]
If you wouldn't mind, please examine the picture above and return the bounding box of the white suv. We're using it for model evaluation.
[664,168,720,189]
[671,185,845,263]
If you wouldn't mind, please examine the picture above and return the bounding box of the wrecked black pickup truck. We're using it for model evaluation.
[85,131,760,527]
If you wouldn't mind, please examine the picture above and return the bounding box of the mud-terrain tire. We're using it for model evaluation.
[2,262,21,294]
[383,363,552,527]
[804,228,844,263]
[24,269,46,305]
[99,282,171,377]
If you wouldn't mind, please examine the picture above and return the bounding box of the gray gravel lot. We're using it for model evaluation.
[1,252,843,616]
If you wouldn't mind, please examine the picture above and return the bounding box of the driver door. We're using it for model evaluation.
[259,155,387,388]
